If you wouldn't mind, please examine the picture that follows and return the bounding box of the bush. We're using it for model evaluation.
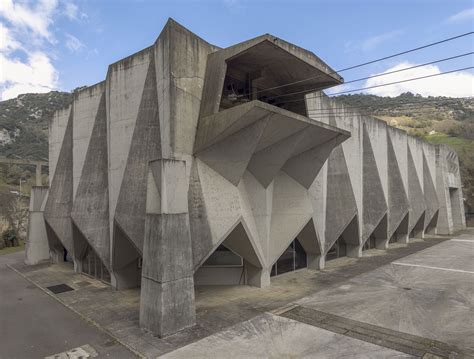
[2,228,18,247]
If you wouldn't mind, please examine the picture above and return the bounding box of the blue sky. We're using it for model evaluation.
[0,0,473,100]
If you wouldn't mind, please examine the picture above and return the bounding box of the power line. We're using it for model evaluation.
[267,52,474,101]
[275,66,474,106]
[237,31,474,97]
[305,97,474,115]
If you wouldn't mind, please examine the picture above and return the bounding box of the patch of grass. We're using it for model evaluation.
[0,240,24,256]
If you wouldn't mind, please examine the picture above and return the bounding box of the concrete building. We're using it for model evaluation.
[26,19,465,337]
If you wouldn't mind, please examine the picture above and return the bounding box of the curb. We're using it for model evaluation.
[6,263,145,359]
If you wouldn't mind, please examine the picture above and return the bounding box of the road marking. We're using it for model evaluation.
[450,239,474,243]
[392,262,474,274]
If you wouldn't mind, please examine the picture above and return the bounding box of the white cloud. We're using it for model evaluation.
[362,62,474,97]
[0,51,58,100]
[447,7,474,23]
[65,33,85,53]
[0,22,20,52]
[361,30,403,51]
[0,1,86,100]
[0,0,58,42]
[63,1,87,21]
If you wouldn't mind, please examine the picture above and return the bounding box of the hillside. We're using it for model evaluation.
[0,91,472,210]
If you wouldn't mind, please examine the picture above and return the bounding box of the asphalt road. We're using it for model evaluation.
[0,251,135,359]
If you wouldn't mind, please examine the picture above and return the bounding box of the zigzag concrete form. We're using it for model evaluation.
[29,19,465,337]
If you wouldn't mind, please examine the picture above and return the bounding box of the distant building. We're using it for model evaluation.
[27,19,465,337]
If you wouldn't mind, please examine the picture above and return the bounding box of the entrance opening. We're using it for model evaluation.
[270,238,307,277]
[112,222,142,289]
[194,244,244,285]
[81,244,111,284]
[44,220,72,264]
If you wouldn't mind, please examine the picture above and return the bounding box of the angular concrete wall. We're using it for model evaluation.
[40,19,465,337]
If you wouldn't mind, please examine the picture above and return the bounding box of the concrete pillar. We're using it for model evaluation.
[35,164,42,186]
[307,254,325,270]
[397,234,409,244]
[245,262,270,288]
[139,159,195,337]
[25,186,50,265]
[375,237,389,250]
[346,244,362,258]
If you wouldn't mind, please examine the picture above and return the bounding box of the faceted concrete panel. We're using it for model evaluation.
[197,118,269,186]
[222,222,264,268]
[191,160,242,267]
[407,145,426,235]
[387,134,410,238]
[49,106,71,181]
[423,152,439,231]
[283,135,342,189]
[363,118,388,201]
[114,54,161,253]
[72,82,105,199]
[107,46,152,242]
[269,172,313,264]
[248,129,305,188]
[325,145,359,252]
[44,111,74,254]
[387,127,408,194]
[71,93,110,268]
[362,123,388,243]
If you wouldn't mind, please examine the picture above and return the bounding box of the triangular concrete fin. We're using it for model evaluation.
[71,93,110,268]
[325,145,359,249]
[362,124,388,241]
[247,129,305,188]
[115,53,161,253]
[407,145,426,233]
[44,110,74,254]
[283,136,339,189]
[387,133,409,238]
[196,118,269,186]
[423,152,439,230]
[223,222,264,268]
[296,218,322,255]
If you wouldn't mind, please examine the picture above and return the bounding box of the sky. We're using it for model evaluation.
[0,0,473,101]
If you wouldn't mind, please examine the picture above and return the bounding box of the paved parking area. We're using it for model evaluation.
[4,230,473,358]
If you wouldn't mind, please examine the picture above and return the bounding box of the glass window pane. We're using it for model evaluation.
[204,245,243,266]
[294,239,307,270]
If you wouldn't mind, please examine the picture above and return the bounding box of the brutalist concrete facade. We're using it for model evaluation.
[28,19,465,336]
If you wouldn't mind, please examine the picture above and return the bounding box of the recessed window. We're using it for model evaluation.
[203,245,243,267]
[271,239,307,277]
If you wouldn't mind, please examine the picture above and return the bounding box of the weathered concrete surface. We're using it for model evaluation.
[161,313,413,359]
[140,160,195,337]
[40,18,466,337]
[25,186,50,265]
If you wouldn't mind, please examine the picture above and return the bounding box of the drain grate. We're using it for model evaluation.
[46,284,74,294]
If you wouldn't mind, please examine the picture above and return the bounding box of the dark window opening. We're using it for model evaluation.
[271,238,307,277]
[362,236,376,251]
[203,245,243,267]
[326,239,347,261]
[82,246,110,284]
